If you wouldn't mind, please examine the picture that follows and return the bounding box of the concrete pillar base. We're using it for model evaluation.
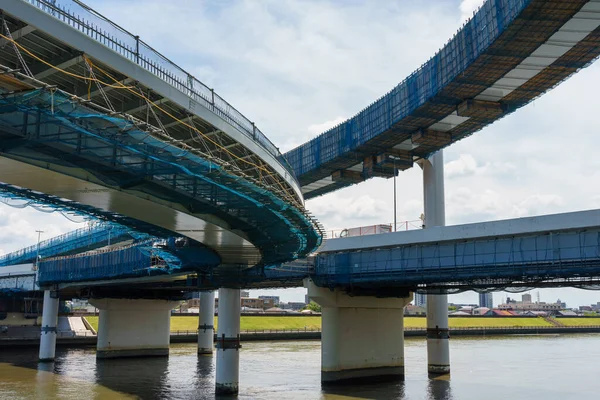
[322,366,404,384]
[215,288,241,395]
[39,290,59,362]
[306,279,411,384]
[89,298,178,359]
[97,348,169,359]
[198,291,215,355]
[215,383,239,396]
[428,365,451,375]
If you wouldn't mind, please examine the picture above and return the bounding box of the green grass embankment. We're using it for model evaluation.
[84,316,321,332]
[555,318,600,327]
[83,316,555,332]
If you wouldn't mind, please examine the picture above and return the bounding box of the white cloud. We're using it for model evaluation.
[445,154,479,178]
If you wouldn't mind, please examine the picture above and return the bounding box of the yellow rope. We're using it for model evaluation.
[85,56,298,203]
[0,32,298,205]
[0,33,133,90]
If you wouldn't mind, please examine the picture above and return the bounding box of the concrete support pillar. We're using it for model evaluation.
[306,279,412,383]
[88,298,178,359]
[39,290,59,362]
[215,288,241,395]
[422,150,450,375]
[198,291,215,355]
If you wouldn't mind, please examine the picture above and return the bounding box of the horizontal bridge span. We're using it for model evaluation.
[314,209,600,292]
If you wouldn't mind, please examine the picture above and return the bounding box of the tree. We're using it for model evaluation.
[304,301,322,313]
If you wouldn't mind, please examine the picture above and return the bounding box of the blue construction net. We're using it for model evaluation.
[284,0,600,198]
[38,239,221,285]
[0,223,133,267]
[0,88,322,264]
[284,0,531,178]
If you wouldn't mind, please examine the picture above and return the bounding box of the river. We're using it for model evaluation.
[1,334,598,399]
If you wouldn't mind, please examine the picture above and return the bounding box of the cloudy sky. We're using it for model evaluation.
[3,0,600,307]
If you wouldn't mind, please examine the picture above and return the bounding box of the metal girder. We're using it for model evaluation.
[122,97,169,115]
[88,77,134,98]
[34,55,82,80]
[0,25,36,47]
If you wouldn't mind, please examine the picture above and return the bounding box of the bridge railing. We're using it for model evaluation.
[25,0,297,183]
[326,220,423,239]
[0,222,129,267]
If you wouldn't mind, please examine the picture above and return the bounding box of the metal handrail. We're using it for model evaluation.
[24,0,298,184]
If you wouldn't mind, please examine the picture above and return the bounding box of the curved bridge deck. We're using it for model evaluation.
[0,0,322,267]
[285,0,600,198]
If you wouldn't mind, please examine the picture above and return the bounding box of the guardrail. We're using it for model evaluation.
[25,0,297,183]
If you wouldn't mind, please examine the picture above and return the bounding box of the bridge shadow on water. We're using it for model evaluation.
[321,376,452,400]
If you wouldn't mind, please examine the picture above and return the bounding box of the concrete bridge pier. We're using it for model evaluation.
[215,288,241,395]
[198,291,215,355]
[421,150,450,375]
[306,279,411,383]
[39,290,59,362]
[88,298,178,358]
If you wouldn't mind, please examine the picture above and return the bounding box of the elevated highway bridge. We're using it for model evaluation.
[0,0,322,270]
[1,0,600,394]
[285,0,600,198]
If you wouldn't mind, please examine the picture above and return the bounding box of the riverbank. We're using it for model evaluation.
[3,325,600,348]
[81,315,600,332]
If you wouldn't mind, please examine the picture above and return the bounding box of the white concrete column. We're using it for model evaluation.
[306,279,411,383]
[88,298,178,358]
[422,150,450,375]
[39,290,59,361]
[198,291,215,355]
[215,288,241,395]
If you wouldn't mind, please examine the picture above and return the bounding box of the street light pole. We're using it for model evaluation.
[393,158,397,232]
[35,230,44,269]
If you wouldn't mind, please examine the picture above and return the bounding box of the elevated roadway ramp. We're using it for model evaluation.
[0,222,134,267]
[0,0,322,268]
[314,209,600,293]
[285,0,600,198]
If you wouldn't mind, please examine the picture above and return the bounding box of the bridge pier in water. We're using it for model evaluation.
[198,291,215,355]
[215,288,241,395]
[306,279,411,383]
[422,151,450,375]
[39,290,59,362]
[88,298,178,358]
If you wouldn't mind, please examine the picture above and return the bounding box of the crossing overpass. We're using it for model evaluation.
[285,0,600,198]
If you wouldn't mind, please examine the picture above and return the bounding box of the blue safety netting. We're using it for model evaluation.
[38,239,221,284]
[0,223,133,267]
[0,88,322,264]
[284,0,531,179]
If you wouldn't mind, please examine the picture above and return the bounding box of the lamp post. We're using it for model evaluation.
[393,158,397,232]
[35,230,44,269]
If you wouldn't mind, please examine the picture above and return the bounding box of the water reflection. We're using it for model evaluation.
[3,335,600,399]
[322,380,406,400]
[427,375,452,400]
[95,356,169,398]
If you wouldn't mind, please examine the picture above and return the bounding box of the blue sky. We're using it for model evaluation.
[2,0,600,307]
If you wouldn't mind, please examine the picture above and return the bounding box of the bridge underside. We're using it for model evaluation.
[0,1,322,270]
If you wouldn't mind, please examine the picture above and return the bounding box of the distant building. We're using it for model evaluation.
[240,290,250,298]
[305,294,309,305]
[522,294,532,303]
[404,305,426,316]
[414,293,427,308]
[479,293,493,309]
[281,302,306,311]
[258,296,280,307]
[241,298,263,309]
